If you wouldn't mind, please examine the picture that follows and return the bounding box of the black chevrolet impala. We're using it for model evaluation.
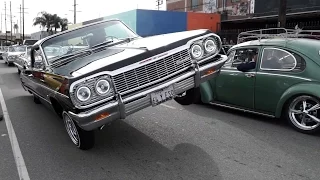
[20,19,227,150]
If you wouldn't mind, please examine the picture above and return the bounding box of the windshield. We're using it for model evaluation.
[41,20,138,64]
[14,46,27,52]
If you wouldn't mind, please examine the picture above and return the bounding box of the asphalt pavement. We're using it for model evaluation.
[0,60,320,180]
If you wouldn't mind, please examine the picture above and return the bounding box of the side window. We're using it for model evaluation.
[260,48,303,71]
[223,48,259,68]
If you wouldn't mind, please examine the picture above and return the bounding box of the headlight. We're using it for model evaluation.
[95,79,111,96]
[76,86,91,102]
[190,44,203,59]
[204,38,217,53]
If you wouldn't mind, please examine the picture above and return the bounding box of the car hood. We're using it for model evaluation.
[52,29,212,78]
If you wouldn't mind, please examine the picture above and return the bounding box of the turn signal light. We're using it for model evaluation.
[205,69,216,75]
[95,112,110,121]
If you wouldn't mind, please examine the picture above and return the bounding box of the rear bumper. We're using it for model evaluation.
[68,55,228,131]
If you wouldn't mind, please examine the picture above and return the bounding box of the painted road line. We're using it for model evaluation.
[160,104,176,109]
[0,88,30,180]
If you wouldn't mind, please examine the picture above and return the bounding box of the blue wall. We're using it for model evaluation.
[136,9,187,37]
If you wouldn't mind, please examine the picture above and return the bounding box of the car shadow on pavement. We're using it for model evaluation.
[92,119,223,180]
[5,95,222,180]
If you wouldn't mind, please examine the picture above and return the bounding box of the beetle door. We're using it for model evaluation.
[215,47,260,109]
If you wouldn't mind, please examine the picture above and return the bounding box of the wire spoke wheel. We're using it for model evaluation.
[63,113,80,146]
[288,96,320,131]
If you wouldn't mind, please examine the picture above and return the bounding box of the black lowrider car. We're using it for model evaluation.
[20,19,227,150]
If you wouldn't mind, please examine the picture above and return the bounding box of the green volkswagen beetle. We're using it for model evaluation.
[175,30,320,134]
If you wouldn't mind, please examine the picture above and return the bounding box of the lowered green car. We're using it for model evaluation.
[175,28,320,134]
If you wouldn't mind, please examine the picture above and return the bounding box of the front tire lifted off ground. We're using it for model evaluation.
[63,112,95,150]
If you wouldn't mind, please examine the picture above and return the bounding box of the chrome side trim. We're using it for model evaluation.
[220,69,312,81]
[209,102,275,118]
[25,87,52,104]
[256,72,312,81]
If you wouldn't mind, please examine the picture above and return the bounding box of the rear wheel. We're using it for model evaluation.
[63,112,95,150]
[286,95,320,134]
[174,87,201,105]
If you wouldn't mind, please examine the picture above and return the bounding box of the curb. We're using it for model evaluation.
[0,101,3,121]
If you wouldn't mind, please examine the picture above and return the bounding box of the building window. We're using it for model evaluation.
[191,0,198,10]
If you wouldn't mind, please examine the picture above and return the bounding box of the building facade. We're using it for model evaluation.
[30,31,49,40]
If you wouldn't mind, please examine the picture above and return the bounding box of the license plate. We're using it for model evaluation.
[150,85,175,106]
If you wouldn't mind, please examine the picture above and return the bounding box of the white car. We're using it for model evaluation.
[3,46,27,66]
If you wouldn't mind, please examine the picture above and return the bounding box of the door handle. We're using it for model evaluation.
[40,79,45,82]
[245,73,255,78]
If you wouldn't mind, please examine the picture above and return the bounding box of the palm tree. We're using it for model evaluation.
[51,14,61,34]
[33,11,53,34]
[60,18,69,31]
[13,24,19,34]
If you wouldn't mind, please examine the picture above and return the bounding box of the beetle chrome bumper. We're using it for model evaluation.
[68,55,228,131]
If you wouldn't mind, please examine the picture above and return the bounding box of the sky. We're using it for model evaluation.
[0,0,167,34]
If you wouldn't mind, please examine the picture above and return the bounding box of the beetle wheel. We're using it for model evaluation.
[286,95,320,134]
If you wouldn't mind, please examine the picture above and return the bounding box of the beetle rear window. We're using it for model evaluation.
[260,48,305,71]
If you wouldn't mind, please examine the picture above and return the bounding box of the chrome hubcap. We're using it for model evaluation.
[289,96,320,131]
[64,113,80,146]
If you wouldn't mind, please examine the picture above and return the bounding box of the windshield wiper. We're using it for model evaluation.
[90,40,114,49]
[50,49,92,65]
[90,36,140,50]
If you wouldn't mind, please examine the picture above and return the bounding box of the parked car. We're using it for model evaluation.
[13,46,32,74]
[175,28,320,134]
[0,46,8,60]
[23,39,38,46]
[19,19,227,150]
[3,45,27,66]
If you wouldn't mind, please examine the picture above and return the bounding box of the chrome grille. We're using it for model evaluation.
[70,75,115,108]
[112,49,191,94]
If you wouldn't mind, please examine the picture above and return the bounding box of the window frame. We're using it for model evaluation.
[223,46,260,70]
[191,0,198,10]
[259,47,297,72]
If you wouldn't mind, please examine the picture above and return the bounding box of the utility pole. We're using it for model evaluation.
[22,0,24,41]
[278,0,287,28]
[73,0,76,24]
[19,5,21,34]
[69,0,81,24]
[10,1,12,42]
[5,2,7,45]
[156,0,163,10]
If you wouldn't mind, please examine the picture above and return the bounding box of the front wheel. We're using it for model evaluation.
[63,112,95,150]
[286,95,320,134]
[174,87,201,105]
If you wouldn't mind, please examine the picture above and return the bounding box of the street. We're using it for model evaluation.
[0,60,320,180]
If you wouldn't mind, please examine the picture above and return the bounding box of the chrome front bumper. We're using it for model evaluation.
[68,55,228,131]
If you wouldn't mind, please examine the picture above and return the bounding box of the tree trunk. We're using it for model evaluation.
[278,0,287,28]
